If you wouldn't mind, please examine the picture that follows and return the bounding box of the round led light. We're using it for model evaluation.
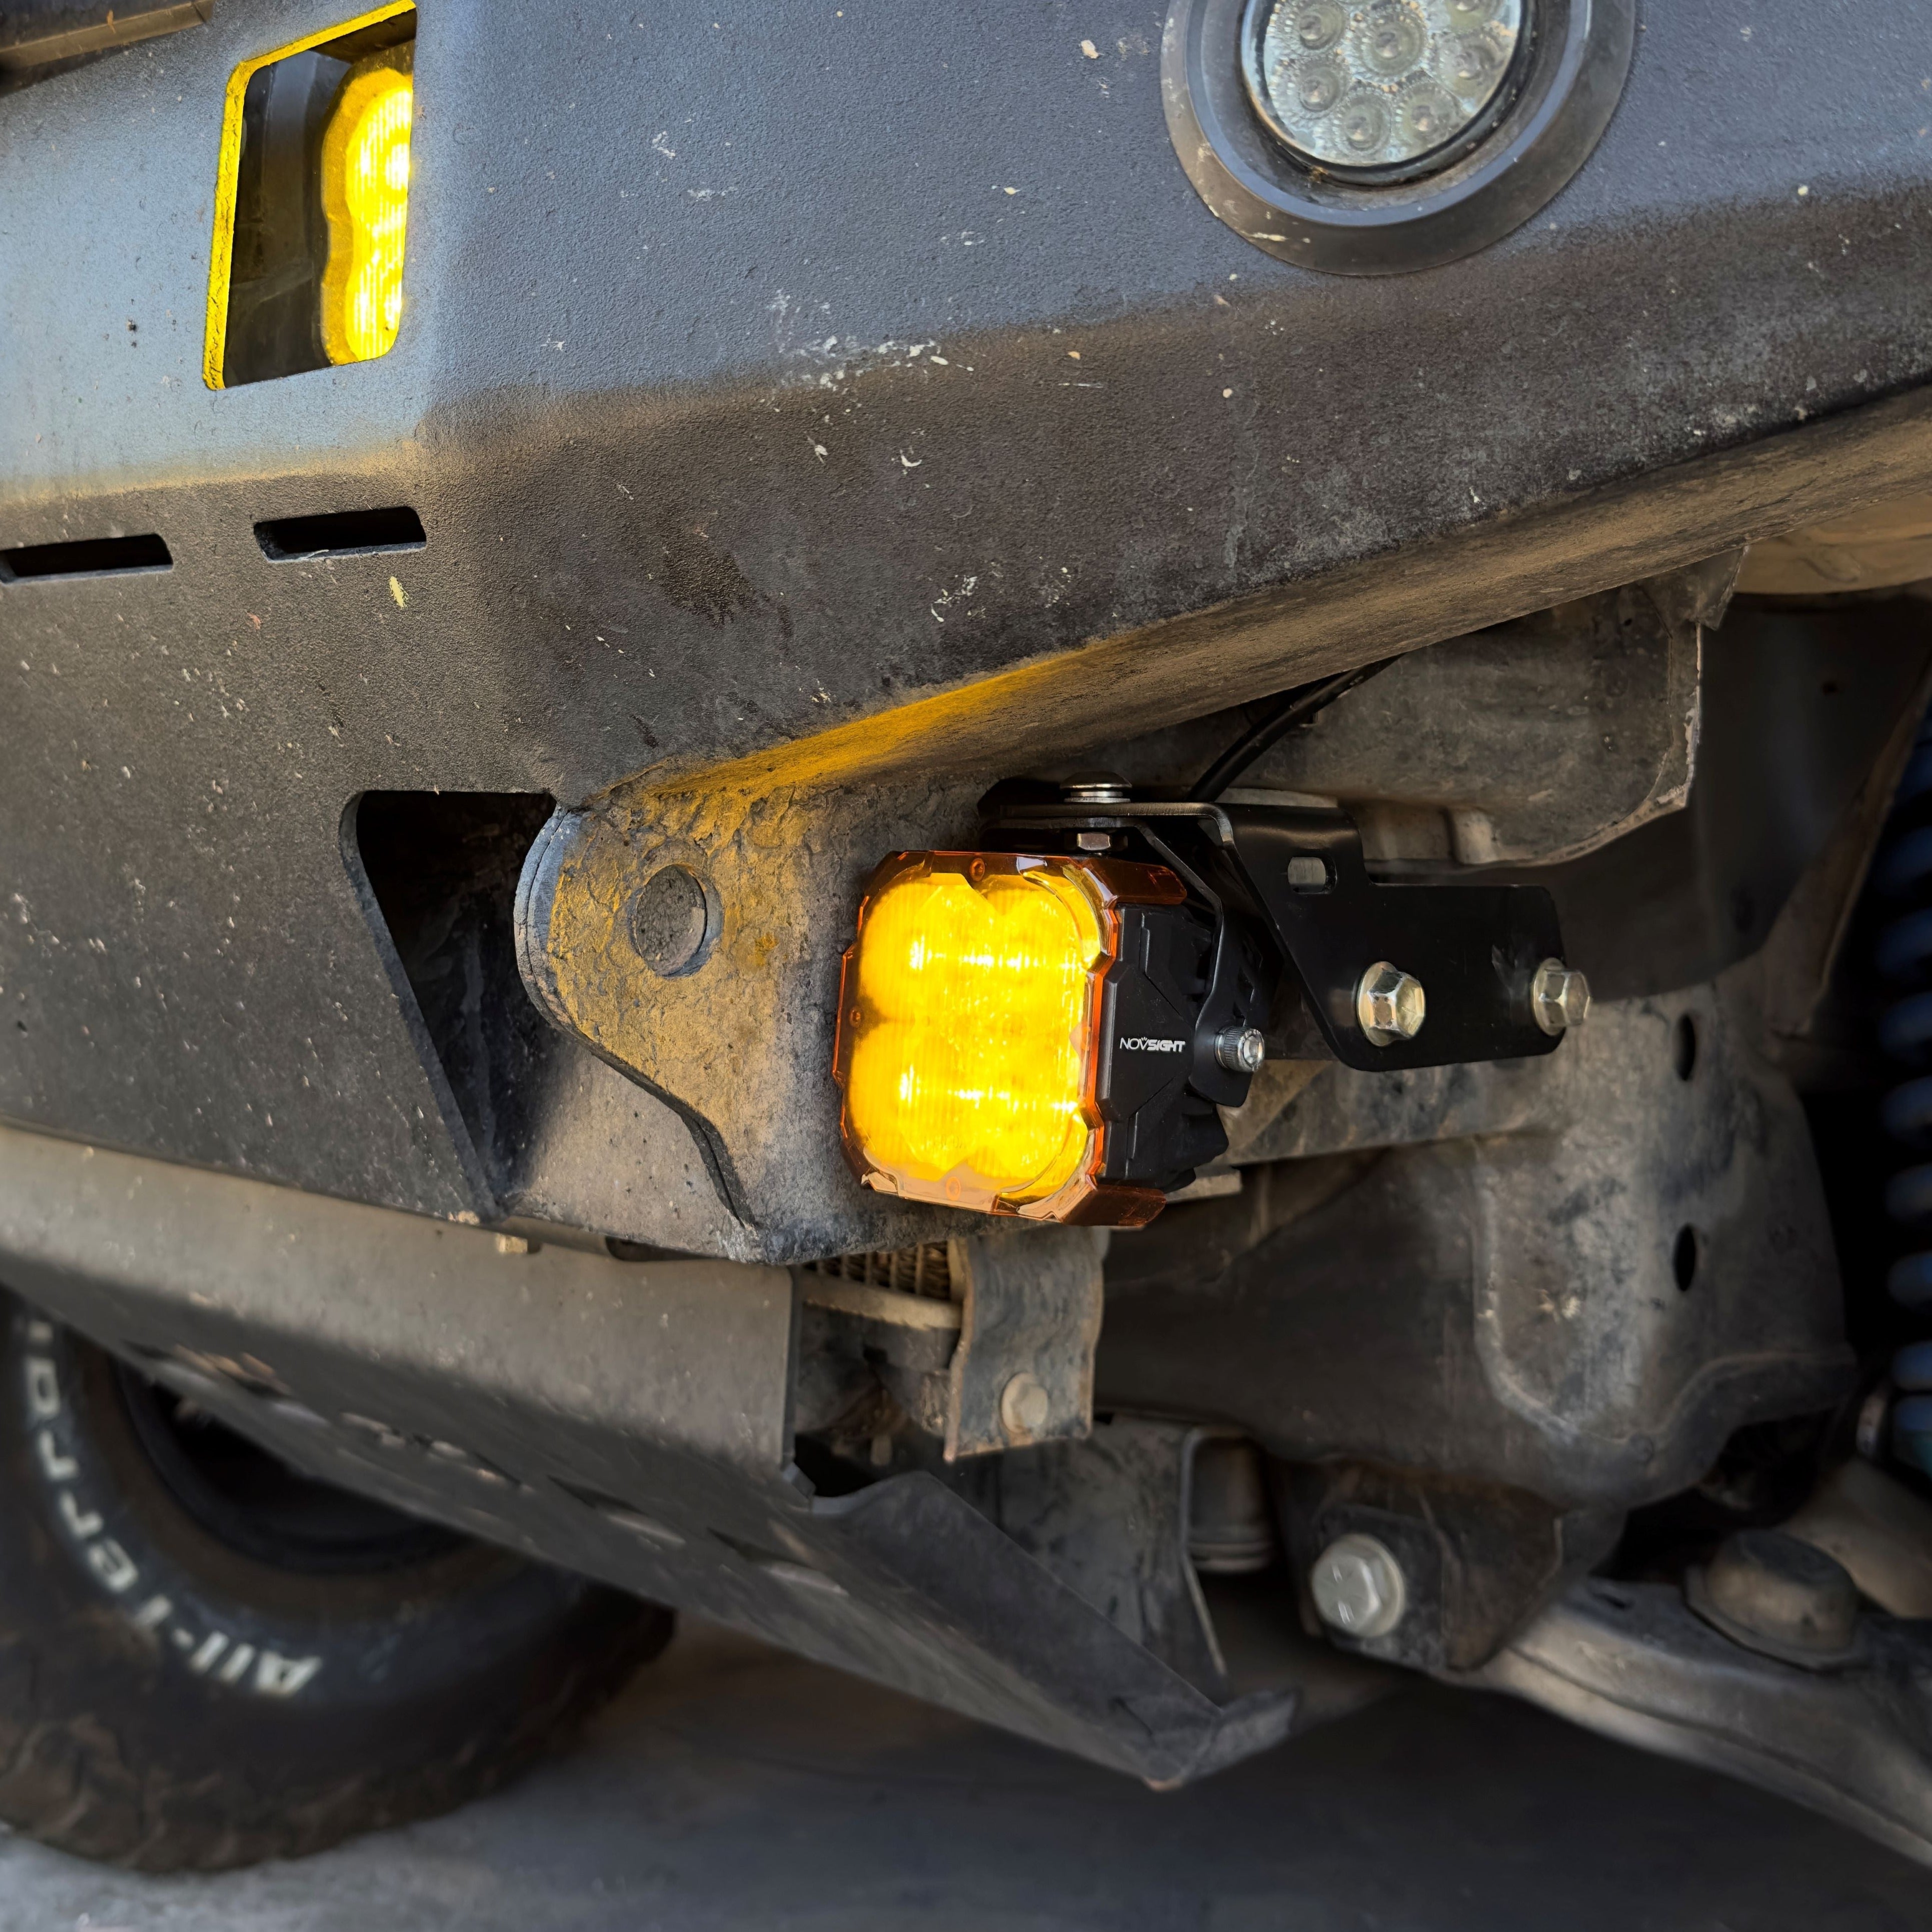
[1244,0,1527,177]
[1163,0,1634,275]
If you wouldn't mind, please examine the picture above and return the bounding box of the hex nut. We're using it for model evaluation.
[1216,1025,1267,1075]
[1531,958,1591,1036]
[629,864,720,978]
[1310,1533,1407,1639]
[999,1371,1052,1441]
[1355,962,1425,1046]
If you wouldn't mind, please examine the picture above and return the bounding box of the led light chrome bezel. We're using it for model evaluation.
[1238,0,1535,187]
[1161,0,1635,276]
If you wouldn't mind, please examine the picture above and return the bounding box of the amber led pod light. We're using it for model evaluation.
[204,4,416,388]
[319,51,414,365]
[833,852,1186,1224]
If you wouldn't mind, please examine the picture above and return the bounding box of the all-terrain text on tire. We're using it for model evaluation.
[0,1298,670,1869]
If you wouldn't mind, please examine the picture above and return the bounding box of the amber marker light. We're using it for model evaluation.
[320,53,414,365]
[833,851,1186,1225]
[203,4,416,389]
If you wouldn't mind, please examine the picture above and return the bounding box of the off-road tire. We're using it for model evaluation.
[0,1296,673,1870]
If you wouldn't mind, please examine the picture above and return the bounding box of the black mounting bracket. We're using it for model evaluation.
[985,794,1566,1074]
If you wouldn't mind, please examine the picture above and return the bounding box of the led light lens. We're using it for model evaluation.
[1247,0,1524,175]
[838,856,1110,1215]
[320,57,413,364]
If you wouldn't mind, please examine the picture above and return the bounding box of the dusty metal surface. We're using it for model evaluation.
[351,788,770,1260]
[1480,1577,1932,1869]
[947,1418,1232,1693]
[1786,1459,1932,1621]
[515,779,994,1256]
[1227,586,1701,867]
[789,1226,1109,1460]
[1468,595,1932,1007]
[943,1226,1106,1460]
[1281,1460,1619,1674]
[0,0,211,75]
[1102,983,1854,1510]
[0,1123,1367,1786]
[3,1,1931,1222]
[1738,495,1932,597]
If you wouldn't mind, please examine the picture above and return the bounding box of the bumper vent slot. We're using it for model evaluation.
[0,534,173,582]
[256,507,425,560]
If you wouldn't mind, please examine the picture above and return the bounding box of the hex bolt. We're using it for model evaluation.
[1355,962,1426,1046]
[999,1371,1052,1441]
[1216,1025,1267,1075]
[1310,1533,1407,1640]
[1530,958,1591,1036]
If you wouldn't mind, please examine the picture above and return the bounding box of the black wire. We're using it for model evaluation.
[1189,657,1398,804]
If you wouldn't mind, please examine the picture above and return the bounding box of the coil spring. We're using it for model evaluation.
[1874,725,1932,1471]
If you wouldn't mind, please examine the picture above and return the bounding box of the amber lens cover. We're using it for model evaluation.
[833,851,1183,1223]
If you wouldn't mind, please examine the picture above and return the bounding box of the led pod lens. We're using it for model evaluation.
[1245,0,1525,176]
[833,852,1188,1224]
[320,53,414,365]
[204,8,416,388]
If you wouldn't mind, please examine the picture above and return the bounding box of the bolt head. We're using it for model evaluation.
[1000,1371,1052,1440]
[630,864,719,978]
[1310,1533,1407,1639]
[1216,1025,1267,1075]
[1531,958,1591,1035]
[1355,962,1425,1046]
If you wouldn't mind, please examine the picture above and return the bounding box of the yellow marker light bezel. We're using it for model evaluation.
[203,2,416,390]
[832,851,1185,1224]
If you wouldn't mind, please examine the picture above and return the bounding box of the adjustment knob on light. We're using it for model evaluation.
[1216,1026,1267,1075]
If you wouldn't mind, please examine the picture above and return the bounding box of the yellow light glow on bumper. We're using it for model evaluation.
[321,59,413,365]
[835,852,1181,1222]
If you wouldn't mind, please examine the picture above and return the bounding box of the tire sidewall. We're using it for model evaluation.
[0,1296,670,1866]
[7,1301,582,1710]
